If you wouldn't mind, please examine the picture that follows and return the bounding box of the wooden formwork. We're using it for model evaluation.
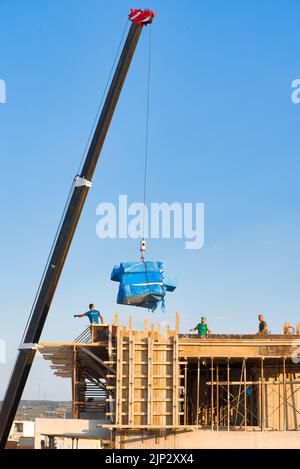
[38,314,300,433]
[112,313,181,428]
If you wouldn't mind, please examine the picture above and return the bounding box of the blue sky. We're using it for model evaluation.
[0,0,299,400]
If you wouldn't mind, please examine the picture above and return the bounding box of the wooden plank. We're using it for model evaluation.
[216,363,219,431]
[115,329,121,425]
[227,358,230,431]
[157,323,161,339]
[260,358,265,430]
[133,398,184,403]
[147,329,153,426]
[150,323,155,427]
[211,357,214,430]
[128,332,135,425]
[184,360,187,425]
[108,324,112,361]
[156,323,162,427]
[172,333,179,426]
[114,312,119,326]
[144,319,149,336]
[196,358,200,425]
[98,424,205,430]
[175,312,180,334]
[72,346,78,418]
[244,358,247,431]
[283,357,287,430]
[206,380,300,386]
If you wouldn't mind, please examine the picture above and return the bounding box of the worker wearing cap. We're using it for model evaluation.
[74,304,104,324]
[190,317,211,336]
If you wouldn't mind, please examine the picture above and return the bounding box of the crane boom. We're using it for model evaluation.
[0,10,155,449]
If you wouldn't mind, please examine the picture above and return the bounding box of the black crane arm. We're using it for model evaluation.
[0,9,155,449]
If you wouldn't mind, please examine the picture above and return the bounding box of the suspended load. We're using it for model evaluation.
[111,261,176,312]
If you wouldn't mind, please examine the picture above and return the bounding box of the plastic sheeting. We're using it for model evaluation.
[111,261,176,312]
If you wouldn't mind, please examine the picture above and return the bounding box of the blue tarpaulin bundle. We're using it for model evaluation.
[111,261,176,312]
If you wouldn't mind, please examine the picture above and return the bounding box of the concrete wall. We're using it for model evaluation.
[116,430,300,449]
[34,418,110,449]
[19,436,34,448]
[9,420,35,441]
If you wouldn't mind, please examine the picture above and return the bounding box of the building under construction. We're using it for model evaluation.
[37,314,300,448]
[2,6,299,452]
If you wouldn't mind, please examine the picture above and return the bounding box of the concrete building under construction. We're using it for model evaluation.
[37,314,300,448]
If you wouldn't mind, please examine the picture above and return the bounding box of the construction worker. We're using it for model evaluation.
[258,314,268,335]
[74,304,104,324]
[190,317,211,336]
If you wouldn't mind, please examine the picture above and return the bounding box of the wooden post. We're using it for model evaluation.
[227,358,230,431]
[196,358,200,425]
[250,369,253,427]
[157,323,161,340]
[156,322,162,427]
[172,333,179,426]
[114,312,119,326]
[108,324,112,361]
[115,329,120,425]
[261,357,265,431]
[210,357,214,430]
[115,328,120,425]
[278,360,281,431]
[283,357,287,430]
[72,346,78,419]
[116,330,123,426]
[175,312,180,334]
[283,322,294,334]
[216,363,219,431]
[147,327,153,426]
[107,323,113,420]
[243,358,247,430]
[144,319,149,335]
[184,361,187,425]
[90,324,95,343]
[128,330,134,425]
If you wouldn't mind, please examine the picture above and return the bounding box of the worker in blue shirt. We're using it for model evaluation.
[74,304,104,324]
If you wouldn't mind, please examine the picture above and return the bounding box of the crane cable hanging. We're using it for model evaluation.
[21,20,130,343]
[140,25,152,261]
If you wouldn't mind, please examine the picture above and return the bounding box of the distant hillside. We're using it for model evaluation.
[0,400,72,420]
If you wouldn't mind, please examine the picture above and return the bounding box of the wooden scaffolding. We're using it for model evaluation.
[38,313,300,433]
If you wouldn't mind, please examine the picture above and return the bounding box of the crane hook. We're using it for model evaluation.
[140,238,147,261]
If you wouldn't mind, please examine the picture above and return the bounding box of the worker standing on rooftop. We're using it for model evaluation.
[74,304,104,324]
[258,314,268,335]
[190,317,211,336]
